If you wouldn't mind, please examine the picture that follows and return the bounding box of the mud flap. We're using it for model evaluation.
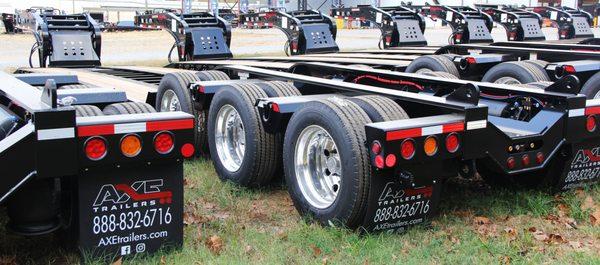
[557,142,600,191]
[361,168,442,233]
[75,163,183,260]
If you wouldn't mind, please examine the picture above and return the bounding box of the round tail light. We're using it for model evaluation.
[587,115,597,132]
[371,141,382,155]
[423,136,438,156]
[400,139,416,160]
[121,134,142,157]
[445,133,460,153]
[85,137,107,161]
[385,154,397,168]
[154,132,175,154]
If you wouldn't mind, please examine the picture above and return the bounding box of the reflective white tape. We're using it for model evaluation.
[568,108,585,117]
[114,122,146,134]
[421,125,443,136]
[37,127,75,140]
[466,120,487,130]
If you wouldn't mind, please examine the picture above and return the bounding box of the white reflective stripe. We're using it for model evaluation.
[114,122,146,134]
[37,127,75,140]
[568,108,585,117]
[466,120,487,130]
[421,125,443,136]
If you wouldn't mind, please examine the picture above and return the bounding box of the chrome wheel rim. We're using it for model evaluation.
[294,125,341,209]
[215,104,245,172]
[495,76,521,85]
[160,90,181,112]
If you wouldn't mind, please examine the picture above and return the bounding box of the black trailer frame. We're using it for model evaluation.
[528,6,594,40]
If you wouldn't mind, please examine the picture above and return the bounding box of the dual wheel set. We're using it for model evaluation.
[156,71,409,228]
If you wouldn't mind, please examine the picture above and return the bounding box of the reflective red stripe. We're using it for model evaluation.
[585,106,600,115]
[78,124,114,137]
[147,119,194,132]
[386,128,421,141]
[77,119,193,137]
[442,122,464,133]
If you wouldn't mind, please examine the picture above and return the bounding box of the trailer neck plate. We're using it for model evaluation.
[300,23,339,54]
[49,31,100,67]
[189,27,233,59]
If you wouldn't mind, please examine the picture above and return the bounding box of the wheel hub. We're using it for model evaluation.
[160,90,181,112]
[215,104,245,172]
[294,125,341,209]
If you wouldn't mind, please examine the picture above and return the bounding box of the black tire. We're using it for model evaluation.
[103,102,156,115]
[73,105,103,117]
[256,81,302,97]
[405,55,460,78]
[580,72,600,99]
[195,70,230,81]
[523,60,548,72]
[156,72,206,155]
[481,61,550,84]
[421,71,459,79]
[347,95,409,122]
[207,83,279,187]
[517,81,553,89]
[283,98,372,229]
[60,84,92,89]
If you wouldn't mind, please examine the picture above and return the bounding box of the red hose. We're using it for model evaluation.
[352,75,424,91]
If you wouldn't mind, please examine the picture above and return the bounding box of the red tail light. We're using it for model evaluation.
[465,57,476,64]
[85,137,107,161]
[587,115,597,132]
[522,154,530,166]
[445,133,460,153]
[385,154,397,168]
[154,132,175,154]
[401,139,416,160]
[562,65,576,74]
[181,143,195,158]
[374,154,385,169]
[271,103,280,113]
[371,141,382,155]
[507,157,516,169]
[536,152,544,164]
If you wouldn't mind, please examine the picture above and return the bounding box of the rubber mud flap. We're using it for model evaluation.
[360,165,443,233]
[75,163,183,260]
[557,142,600,191]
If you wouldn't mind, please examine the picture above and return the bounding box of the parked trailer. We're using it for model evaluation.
[330,5,428,49]
[0,70,195,259]
[16,14,600,233]
[475,4,546,41]
[528,6,594,40]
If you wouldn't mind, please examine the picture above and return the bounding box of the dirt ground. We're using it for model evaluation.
[2,27,596,70]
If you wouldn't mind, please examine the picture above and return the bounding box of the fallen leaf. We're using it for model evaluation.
[546,234,566,244]
[474,216,491,225]
[183,212,204,225]
[112,257,122,265]
[160,256,167,265]
[277,229,288,240]
[569,241,584,250]
[310,244,322,257]
[244,245,254,255]
[590,208,600,226]
[532,230,548,241]
[564,217,578,229]
[206,235,224,254]
[528,227,537,232]
[557,203,569,217]
[450,236,460,244]
[581,196,595,211]
[499,255,511,265]
[504,227,517,239]
[322,257,328,265]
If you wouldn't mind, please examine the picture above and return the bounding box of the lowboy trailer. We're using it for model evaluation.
[0,71,195,259]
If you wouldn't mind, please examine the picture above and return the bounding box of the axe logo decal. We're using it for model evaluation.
[93,179,172,207]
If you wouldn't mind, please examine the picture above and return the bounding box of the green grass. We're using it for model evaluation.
[1,159,599,264]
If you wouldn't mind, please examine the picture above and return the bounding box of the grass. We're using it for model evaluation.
[1,158,599,265]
